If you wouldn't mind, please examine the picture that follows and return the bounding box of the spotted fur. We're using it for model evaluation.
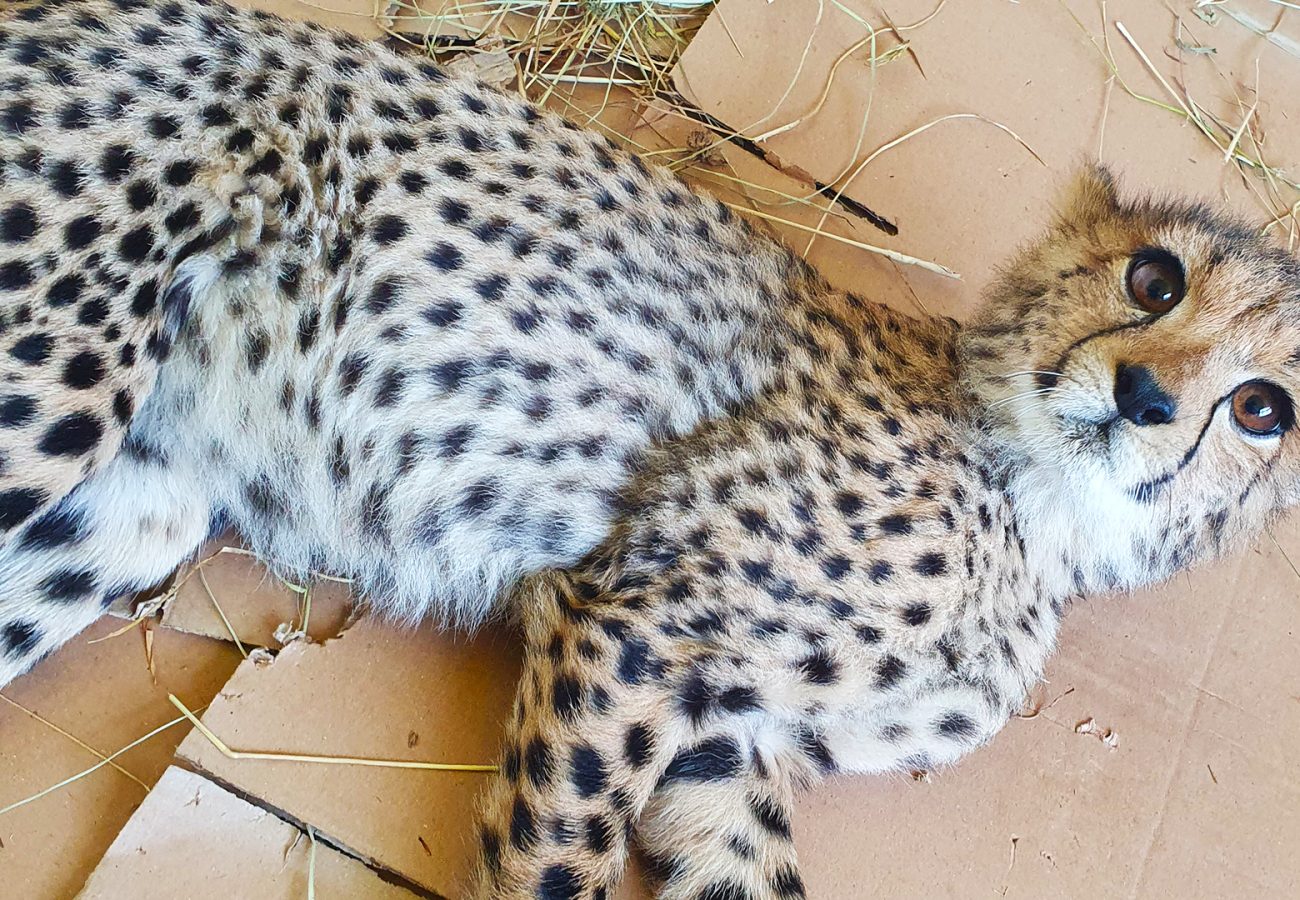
[3,3,1300,898]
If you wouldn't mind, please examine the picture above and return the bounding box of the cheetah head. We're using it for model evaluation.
[959,164,1300,587]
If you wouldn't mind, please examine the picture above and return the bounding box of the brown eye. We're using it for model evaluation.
[1231,380,1292,436]
[1126,249,1185,313]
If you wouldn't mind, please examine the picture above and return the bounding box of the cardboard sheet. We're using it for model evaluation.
[676,0,1300,317]
[795,536,1300,898]
[174,618,521,898]
[0,619,242,899]
[173,617,649,898]
[79,766,417,899]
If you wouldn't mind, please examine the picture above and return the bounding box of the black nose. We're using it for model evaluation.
[1114,364,1175,426]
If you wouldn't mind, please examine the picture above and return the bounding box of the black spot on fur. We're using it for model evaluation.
[901,602,932,626]
[795,727,836,773]
[797,650,839,685]
[661,736,742,784]
[1,620,41,657]
[374,368,406,407]
[244,332,269,373]
[750,794,792,839]
[879,514,912,535]
[475,274,509,302]
[616,636,658,685]
[370,215,408,246]
[427,241,462,271]
[38,412,102,457]
[820,554,851,580]
[126,179,157,210]
[19,502,86,551]
[876,654,907,688]
[677,669,720,724]
[915,552,947,577]
[99,144,134,182]
[624,723,653,768]
[509,796,538,851]
[0,203,38,243]
[538,864,582,900]
[63,214,101,250]
[551,673,582,720]
[41,569,97,603]
[698,882,754,900]
[164,202,201,236]
[164,159,198,186]
[9,333,53,364]
[523,736,554,788]
[0,487,48,530]
[61,351,106,389]
[772,866,807,898]
[1,396,37,428]
[569,744,608,798]
[585,814,613,855]
[936,711,978,739]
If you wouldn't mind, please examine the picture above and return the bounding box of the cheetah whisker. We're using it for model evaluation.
[987,388,1060,410]
[997,370,1076,384]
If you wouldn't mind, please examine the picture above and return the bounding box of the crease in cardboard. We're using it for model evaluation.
[171,760,443,900]
[77,766,422,899]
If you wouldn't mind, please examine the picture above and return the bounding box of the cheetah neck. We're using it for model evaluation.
[989,439,1221,602]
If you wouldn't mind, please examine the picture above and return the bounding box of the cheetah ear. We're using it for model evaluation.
[1055,163,1122,230]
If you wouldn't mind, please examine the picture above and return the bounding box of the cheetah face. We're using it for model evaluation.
[962,165,1300,527]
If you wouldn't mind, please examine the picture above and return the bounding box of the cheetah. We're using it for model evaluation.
[3,1,1300,898]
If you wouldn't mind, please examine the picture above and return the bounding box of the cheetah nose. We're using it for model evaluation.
[1113,364,1176,427]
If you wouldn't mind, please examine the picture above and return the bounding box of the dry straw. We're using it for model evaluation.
[0,707,206,817]
[169,694,498,773]
[1066,1,1300,249]
[380,0,994,275]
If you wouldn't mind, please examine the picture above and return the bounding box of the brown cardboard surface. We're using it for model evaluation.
[79,766,418,899]
[796,536,1300,898]
[0,618,242,899]
[675,0,1300,318]
[173,617,649,898]
[175,617,521,898]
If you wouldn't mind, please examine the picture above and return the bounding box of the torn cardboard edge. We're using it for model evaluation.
[106,535,356,649]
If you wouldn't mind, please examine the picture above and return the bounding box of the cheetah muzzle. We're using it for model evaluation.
[3,1,1299,898]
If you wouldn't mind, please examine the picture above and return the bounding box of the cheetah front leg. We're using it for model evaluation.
[636,747,806,900]
[0,435,214,686]
[472,575,697,899]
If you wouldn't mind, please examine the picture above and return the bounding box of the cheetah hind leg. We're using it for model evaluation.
[0,431,214,687]
[636,758,807,900]
[472,573,698,900]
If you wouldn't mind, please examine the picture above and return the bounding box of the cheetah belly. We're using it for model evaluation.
[121,266,640,625]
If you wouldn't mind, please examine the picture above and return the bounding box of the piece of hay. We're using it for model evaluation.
[170,694,498,773]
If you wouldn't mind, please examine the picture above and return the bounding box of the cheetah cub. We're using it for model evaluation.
[2,1,1299,898]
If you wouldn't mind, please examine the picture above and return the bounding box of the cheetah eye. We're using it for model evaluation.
[1231,381,1292,436]
[1126,248,1185,314]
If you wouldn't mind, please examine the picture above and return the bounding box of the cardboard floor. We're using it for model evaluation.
[2,0,1299,897]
